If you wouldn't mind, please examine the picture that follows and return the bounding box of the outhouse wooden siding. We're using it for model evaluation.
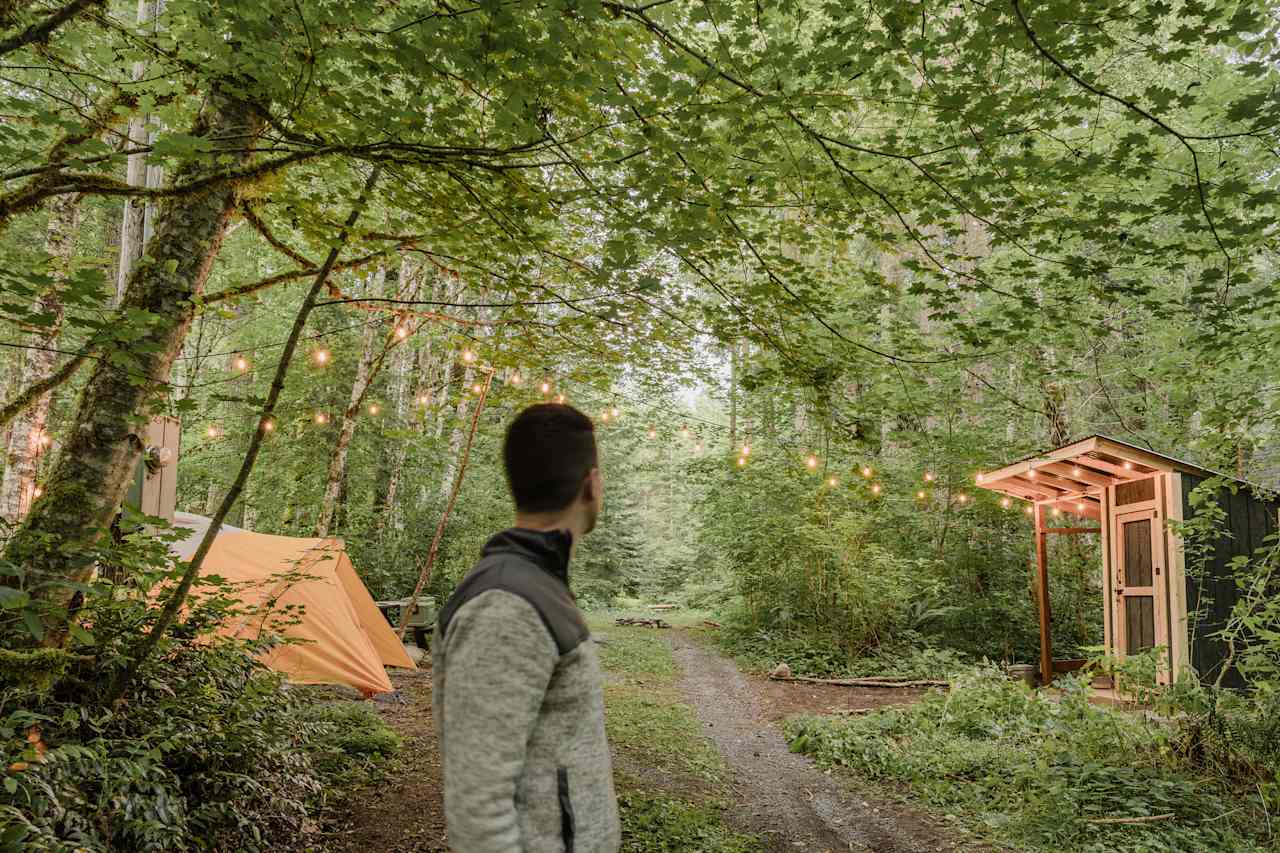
[1180,473,1279,689]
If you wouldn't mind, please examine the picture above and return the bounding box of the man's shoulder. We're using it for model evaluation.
[438,554,588,655]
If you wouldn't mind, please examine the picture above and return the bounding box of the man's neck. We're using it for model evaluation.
[514,510,585,542]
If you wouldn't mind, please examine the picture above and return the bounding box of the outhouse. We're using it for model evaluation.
[975,435,1278,688]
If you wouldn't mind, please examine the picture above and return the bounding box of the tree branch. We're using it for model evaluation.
[0,0,102,58]
[0,352,89,430]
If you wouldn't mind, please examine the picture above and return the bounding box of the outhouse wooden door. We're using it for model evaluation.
[1112,508,1167,660]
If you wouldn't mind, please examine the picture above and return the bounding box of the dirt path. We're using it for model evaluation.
[669,632,975,853]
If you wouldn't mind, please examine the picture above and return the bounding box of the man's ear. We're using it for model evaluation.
[581,468,600,503]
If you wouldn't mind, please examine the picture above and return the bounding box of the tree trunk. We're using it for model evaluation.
[728,338,739,450]
[0,192,79,528]
[4,89,262,646]
[315,267,390,536]
[440,355,475,500]
[115,0,164,304]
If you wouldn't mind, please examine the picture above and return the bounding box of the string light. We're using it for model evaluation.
[395,326,408,340]
[369,403,380,415]
[555,394,566,404]
[205,425,221,439]
[462,350,476,363]
[828,476,839,487]
[601,411,610,423]
[871,483,882,495]
[261,419,275,432]
[541,381,551,394]
[315,412,328,425]
[1027,468,1037,479]
[510,372,522,386]
[1123,461,1134,470]
[736,456,747,467]
[923,472,934,482]
[38,433,51,448]
[695,441,703,452]
[741,444,751,456]
[471,383,482,394]
[313,348,330,366]
[32,486,42,498]
[647,427,657,438]
[861,466,872,478]
[957,493,968,503]
[806,454,818,469]
[1076,502,1085,512]
[1000,497,1011,508]
[1052,507,1061,517]
[611,406,620,418]
[1025,505,1034,515]
[681,426,690,438]
[916,490,927,499]
[1072,466,1082,477]
[233,355,249,372]
[417,394,429,405]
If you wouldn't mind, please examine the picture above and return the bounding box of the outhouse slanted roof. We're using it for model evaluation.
[974,435,1231,521]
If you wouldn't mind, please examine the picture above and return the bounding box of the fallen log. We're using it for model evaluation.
[769,674,948,688]
[702,619,722,628]
[1084,813,1174,825]
[615,616,671,629]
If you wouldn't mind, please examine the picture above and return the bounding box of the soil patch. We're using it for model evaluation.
[321,670,447,852]
[752,677,932,723]
[669,631,980,853]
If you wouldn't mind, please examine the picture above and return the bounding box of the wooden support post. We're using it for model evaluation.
[1034,503,1053,686]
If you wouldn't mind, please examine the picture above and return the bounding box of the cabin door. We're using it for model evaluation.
[1112,509,1167,662]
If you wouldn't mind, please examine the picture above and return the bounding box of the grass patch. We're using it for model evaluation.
[709,622,970,679]
[785,668,1273,852]
[594,623,761,852]
[619,793,759,853]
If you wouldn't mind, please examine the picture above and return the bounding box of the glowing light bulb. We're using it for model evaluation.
[741,444,751,456]
[1072,466,1082,477]
[417,394,429,405]
[314,349,330,365]
[38,433,51,448]
[395,326,408,340]
[924,472,934,482]
[695,442,703,452]
[510,372,522,386]
[472,383,482,394]
[681,426,690,438]
[601,411,610,422]
[315,412,328,425]
[234,355,249,371]
[1076,502,1085,512]
[1000,497,1011,508]
[556,394,565,404]
[737,456,747,467]
[462,350,475,363]
[871,483,882,495]
[206,425,219,438]
[647,427,657,438]
[916,490,926,499]
[828,476,839,487]
[957,493,968,503]
[369,403,380,415]
[1027,468,1037,478]
[32,486,42,498]
[861,466,872,478]
[1123,461,1133,470]
[611,407,620,418]
[1052,507,1061,517]
[806,455,818,469]
[1025,505,1034,515]
[262,419,274,432]
[541,381,551,394]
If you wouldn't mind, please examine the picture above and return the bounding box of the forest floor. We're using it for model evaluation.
[320,623,982,852]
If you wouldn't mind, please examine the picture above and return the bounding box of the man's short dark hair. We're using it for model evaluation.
[503,403,598,514]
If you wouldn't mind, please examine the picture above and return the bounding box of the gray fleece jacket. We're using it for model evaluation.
[432,528,620,853]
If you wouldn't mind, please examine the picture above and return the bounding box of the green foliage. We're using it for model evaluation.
[711,624,972,680]
[619,793,760,853]
[292,701,402,779]
[786,669,1275,852]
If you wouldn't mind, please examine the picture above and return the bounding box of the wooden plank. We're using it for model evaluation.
[1034,503,1053,685]
[1025,468,1090,493]
[1011,474,1068,497]
[1040,461,1113,489]
[1101,484,1113,661]
[1079,455,1148,479]
[1043,526,1100,535]
[1166,474,1189,681]
[1115,477,1156,506]
[976,436,1102,487]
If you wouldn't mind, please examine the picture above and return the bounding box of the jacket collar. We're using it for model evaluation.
[482,527,574,584]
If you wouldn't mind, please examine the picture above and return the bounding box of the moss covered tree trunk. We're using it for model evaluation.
[4,89,263,645]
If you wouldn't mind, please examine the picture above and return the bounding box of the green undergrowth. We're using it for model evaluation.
[709,622,971,680]
[785,668,1275,852]
[592,620,760,852]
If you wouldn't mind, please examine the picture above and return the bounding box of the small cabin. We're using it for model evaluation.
[975,435,1278,688]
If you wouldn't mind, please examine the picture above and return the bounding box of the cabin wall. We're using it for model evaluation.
[1180,473,1279,689]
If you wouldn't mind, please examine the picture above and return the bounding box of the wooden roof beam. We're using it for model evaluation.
[1025,468,1096,494]
[1078,455,1150,479]
[1039,461,1113,489]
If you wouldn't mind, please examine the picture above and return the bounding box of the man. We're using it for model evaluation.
[432,403,620,853]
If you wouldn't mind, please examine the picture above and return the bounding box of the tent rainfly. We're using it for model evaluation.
[172,512,415,695]
[975,435,1278,688]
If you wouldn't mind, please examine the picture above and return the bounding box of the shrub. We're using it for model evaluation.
[785,668,1273,852]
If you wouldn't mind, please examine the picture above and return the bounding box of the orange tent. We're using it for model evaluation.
[172,513,415,695]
